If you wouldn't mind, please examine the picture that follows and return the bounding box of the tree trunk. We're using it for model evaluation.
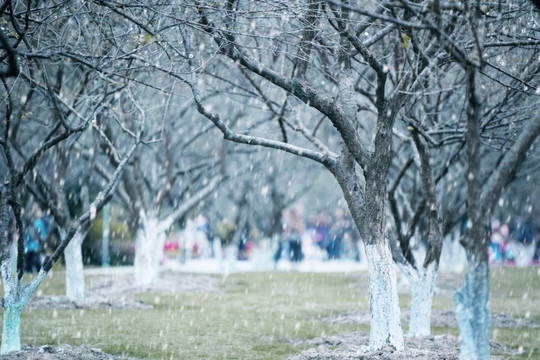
[457,69,491,360]
[364,242,404,350]
[453,256,490,360]
[0,189,22,354]
[64,230,86,300]
[1,306,22,354]
[407,262,437,337]
[0,268,48,354]
[134,217,166,285]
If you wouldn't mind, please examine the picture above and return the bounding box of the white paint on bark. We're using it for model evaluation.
[365,242,404,351]
[65,230,86,300]
[134,214,166,286]
[453,259,490,360]
[407,262,437,337]
[1,269,46,354]
[1,306,22,354]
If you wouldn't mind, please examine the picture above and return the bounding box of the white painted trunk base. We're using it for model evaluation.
[1,306,21,354]
[453,259,490,360]
[1,267,47,353]
[134,218,166,286]
[0,270,46,354]
[365,243,404,351]
[408,263,437,337]
[65,231,85,300]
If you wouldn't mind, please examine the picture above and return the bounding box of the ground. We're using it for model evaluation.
[26,270,221,311]
[6,263,540,359]
[0,344,140,360]
[323,309,540,329]
[11,270,222,359]
[286,331,512,360]
[1,333,512,360]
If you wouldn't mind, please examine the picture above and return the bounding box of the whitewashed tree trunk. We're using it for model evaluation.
[407,262,437,337]
[0,268,47,354]
[64,230,86,300]
[134,216,166,285]
[365,242,404,351]
[453,259,490,360]
[0,193,22,354]
[1,306,21,354]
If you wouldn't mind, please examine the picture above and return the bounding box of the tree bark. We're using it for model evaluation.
[362,103,404,349]
[1,306,22,354]
[454,107,540,358]
[453,255,490,360]
[407,262,437,337]
[455,69,491,360]
[364,242,403,350]
[64,230,86,300]
[402,130,443,337]
[134,214,166,286]
[0,268,47,355]
[0,190,22,355]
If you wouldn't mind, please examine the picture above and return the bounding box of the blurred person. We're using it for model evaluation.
[237,224,252,261]
[194,214,212,258]
[274,205,305,266]
[329,207,354,259]
[274,209,291,267]
[217,218,235,247]
[499,223,511,261]
[287,206,305,262]
[24,203,47,273]
[313,211,332,257]
[489,220,504,263]
[506,217,535,266]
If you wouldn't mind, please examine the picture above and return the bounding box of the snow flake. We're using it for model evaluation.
[90,205,97,221]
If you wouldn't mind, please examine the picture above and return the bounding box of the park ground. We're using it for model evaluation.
[3,263,540,359]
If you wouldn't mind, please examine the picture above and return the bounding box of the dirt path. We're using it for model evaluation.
[86,270,222,296]
[0,344,140,360]
[324,309,540,328]
[285,330,513,360]
[26,271,222,311]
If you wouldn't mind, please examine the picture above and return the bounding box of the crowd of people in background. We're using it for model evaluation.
[14,200,539,270]
[489,216,539,266]
[272,204,360,266]
[167,204,362,265]
[169,206,540,269]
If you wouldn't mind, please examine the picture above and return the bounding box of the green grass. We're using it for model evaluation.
[4,267,540,359]
[19,272,363,360]
[489,267,540,359]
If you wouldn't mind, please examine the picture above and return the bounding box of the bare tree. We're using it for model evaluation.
[114,123,226,286]
[0,1,142,352]
[17,0,536,356]
[168,0,447,350]
[384,1,540,357]
[0,73,138,353]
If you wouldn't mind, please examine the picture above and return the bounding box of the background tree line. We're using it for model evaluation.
[1,1,539,359]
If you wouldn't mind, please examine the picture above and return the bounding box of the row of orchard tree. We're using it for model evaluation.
[1,1,540,359]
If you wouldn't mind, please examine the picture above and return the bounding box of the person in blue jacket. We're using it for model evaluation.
[24,204,47,273]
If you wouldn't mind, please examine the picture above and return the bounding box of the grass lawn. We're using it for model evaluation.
[7,266,540,359]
